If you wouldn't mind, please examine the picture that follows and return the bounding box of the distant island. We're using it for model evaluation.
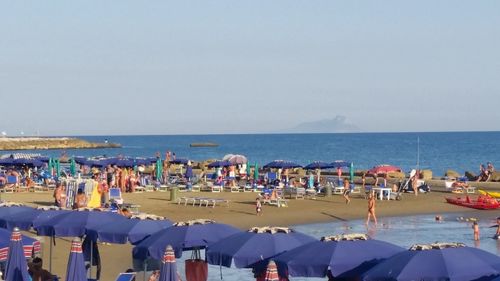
[284,115,360,133]
[0,137,121,151]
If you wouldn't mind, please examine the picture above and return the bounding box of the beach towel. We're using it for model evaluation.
[87,182,101,208]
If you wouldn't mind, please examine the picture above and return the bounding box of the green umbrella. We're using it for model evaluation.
[55,159,61,178]
[349,162,354,182]
[156,159,162,181]
[48,158,53,175]
[253,163,259,180]
[69,158,76,177]
[246,163,251,177]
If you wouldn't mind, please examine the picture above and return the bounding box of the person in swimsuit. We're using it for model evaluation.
[256,197,262,216]
[366,192,377,226]
[342,178,351,204]
[73,189,87,209]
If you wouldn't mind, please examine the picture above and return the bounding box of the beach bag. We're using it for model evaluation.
[185,259,208,281]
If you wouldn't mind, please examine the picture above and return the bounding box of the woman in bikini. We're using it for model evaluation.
[366,193,377,226]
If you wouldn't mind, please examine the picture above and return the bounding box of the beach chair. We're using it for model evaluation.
[3,175,17,193]
[115,272,136,281]
[109,188,124,205]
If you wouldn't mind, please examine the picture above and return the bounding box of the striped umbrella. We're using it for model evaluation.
[65,238,87,281]
[4,228,30,281]
[159,245,178,281]
[265,260,279,281]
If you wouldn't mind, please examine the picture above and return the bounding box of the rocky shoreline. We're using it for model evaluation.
[0,137,121,150]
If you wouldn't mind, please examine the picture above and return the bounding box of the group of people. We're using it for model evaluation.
[477,162,495,182]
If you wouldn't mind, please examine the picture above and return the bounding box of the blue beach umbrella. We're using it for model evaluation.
[65,238,87,281]
[330,160,351,169]
[263,160,302,169]
[0,228,40,262]
[185,166,193,180]
[87,218,173,244]
[133,220,241,260]
[0,206,41,231]
[4,228,30,281]
[169,158,189,165]
[304,161,335,170]
[159,245,178,281]
[362,243,500,281]
[206,227,316,271]
[208,160,231,168]
[274,234,404,278]
[35,210,126,237]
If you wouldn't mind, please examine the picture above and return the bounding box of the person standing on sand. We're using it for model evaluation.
[473,221,480,241]
[343,178,351,204]
[366,193,377,226]
[256,197,262,216]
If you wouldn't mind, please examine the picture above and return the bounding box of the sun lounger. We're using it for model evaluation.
[3,175,17,193]
[115,272,136,281]
[177,197,230,208]
[109,188,124,205]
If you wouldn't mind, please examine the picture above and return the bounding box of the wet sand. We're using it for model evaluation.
[1,189,488,280]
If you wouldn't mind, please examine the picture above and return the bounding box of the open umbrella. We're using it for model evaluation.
[263,160,302,169]
[362,242,500,281]
[206,226,316,270]
[65,238,87,281]
[368,164,401,175]
[133,219,241,260]
[274,233,404,278]
[330,160,351,169]
[208,160,231,168]
[0,206,41,231]
[4,228,30,281]
[228,155,247,165]
[0,227,40,262]
[159,245,178,281]
[304,161,334,170]
[169,158,189,165]
[87,217,173,244]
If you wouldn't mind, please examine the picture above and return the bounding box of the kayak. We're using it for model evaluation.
[478,189,500,199]
[445,195,500,210]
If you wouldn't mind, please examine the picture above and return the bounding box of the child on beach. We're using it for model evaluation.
[366,193,377,226]
[256,197,262,216]
[473,221,480,241]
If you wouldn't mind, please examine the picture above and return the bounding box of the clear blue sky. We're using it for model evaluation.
[1,1,499,135]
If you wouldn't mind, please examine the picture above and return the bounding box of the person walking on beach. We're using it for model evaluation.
[366,193,377,226]
[343,178,351,204]
[256,197,262,216]
[473,221,480,241]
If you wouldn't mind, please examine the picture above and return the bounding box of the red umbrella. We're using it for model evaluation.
[368,164,401,175]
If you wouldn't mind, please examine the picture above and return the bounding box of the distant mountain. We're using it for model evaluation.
[285,116,360,133]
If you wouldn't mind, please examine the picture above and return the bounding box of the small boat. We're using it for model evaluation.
[445,195,500,210]
[478,189,500,199]
[190,142,219,147]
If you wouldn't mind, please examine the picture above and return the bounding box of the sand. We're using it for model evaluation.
[0,188,488,281]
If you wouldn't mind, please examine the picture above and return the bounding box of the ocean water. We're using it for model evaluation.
[4,132,500,176]
[174,213,500,281]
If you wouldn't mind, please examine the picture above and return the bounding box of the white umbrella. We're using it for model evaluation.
[229,155,247,165]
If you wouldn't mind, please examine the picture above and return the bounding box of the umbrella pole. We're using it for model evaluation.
[90,240,93,279]
[49,236,53,273]
[143,261,147,281]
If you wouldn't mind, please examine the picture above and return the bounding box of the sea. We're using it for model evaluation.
[4,131,500,175]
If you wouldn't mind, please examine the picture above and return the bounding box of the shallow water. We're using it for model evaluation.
[172,213,500,281]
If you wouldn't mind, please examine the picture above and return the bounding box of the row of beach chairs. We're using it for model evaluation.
[176,196,230,208]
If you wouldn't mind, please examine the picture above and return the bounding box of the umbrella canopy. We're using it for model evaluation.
[169,158,189,165]
[368,164,402,175]
[35,210,126,237]
[159,245,178,281]
[228,155,247,165]
[133,219,241,260]
[0,206,41,231]
[134,157,157,166]
[114,158,136,168]
[222,154,235,161]
[0,228,40,262]
[4,228,31,281]
[263,160,302,169]
[304,161,335,170]
[362,243,500,281]
[65,238,87,281]
[206,226,316,269]
[274,234,404,278]
[265,260,279,281]
[87,217,173,244]
[208,160,232,168]
[330,160,352,169]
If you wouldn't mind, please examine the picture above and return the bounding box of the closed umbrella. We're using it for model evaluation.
[156,159,163,182]
[363,242,500,281]
[350,162,355,182]
[65,238,87,281]
[4,228,30,281]
[254,163,259,181]
[274,233,404,278]
[264,260,279,281]
[0,227,41,262]
[69,158,76,177]
[159,245,178,281]
[368,164,401,175]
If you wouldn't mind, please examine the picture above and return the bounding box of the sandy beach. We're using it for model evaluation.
[1,187,491,281]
